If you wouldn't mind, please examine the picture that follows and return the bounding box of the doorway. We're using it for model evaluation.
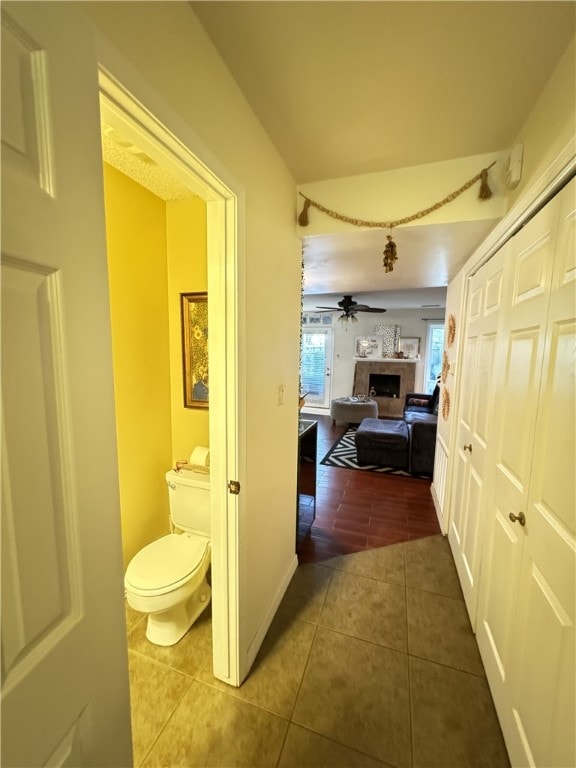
[300,327,333,408]
[99,72,240,685]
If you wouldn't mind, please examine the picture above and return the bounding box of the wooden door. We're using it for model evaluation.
[476,178,575,766]
[1,4,133,765]
[449,243,509,624]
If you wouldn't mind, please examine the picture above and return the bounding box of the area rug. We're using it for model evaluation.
[320,427,412,475]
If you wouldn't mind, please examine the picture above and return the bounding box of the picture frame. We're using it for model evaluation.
[354,335,382,359]
[181,292,209,408]
[398,336,420,358]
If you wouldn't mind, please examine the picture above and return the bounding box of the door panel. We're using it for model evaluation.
[1,261,80,674]
[497,329,541,491]
[478,507,523,682]
[1,4,132,766]
[449,245,508,623]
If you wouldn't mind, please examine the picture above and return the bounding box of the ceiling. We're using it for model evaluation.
[192,2,573,183]
[190,1,574,306]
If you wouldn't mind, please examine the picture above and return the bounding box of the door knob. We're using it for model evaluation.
[463,444,472,453]
[509,511,526,526]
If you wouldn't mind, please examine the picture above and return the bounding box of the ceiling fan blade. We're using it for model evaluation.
[357,307,387,313]
[315,306,340,310]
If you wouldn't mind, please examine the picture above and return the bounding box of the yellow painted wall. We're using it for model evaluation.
[103,163,172,567]
[166,197,209,461]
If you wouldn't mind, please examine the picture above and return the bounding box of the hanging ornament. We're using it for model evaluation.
[382,234,398,273]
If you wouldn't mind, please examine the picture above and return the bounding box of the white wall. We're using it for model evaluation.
[81,1,301,674]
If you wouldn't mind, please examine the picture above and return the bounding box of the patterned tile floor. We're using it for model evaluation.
[125,535,510,767]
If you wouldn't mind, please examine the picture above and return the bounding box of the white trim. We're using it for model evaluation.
[97,58,244,685]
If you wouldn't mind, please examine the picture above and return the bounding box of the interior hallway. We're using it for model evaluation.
[125,533,509,767]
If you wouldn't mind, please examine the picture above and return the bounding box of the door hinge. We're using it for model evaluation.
[228,480,241,495]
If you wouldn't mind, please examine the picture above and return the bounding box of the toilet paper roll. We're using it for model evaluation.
[189,446,210,472]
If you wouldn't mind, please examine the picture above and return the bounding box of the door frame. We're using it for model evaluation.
[98,64,244,685]
[300,326,334,409]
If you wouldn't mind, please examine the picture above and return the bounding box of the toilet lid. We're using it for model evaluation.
[125,533,209,592]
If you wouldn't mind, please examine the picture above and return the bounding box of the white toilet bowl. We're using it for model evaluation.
[125,532,211,646]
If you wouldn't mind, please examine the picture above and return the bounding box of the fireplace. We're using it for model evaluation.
[353,360,416,417]
[369,373,401,399]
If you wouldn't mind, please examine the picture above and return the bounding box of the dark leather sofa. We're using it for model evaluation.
[403,386,439,476]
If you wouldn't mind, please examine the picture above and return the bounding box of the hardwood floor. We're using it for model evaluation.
[298,413,441,564]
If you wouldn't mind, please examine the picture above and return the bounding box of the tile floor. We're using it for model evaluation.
[125,534,510,767]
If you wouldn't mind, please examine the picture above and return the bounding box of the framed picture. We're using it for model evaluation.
[398,336,420,358]
[354,335,382,359]
[181,292,209,408]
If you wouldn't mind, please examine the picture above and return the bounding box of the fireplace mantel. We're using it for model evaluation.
[353,360,416,418]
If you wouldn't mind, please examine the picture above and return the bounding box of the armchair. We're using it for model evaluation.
[403,385,439,476]
[404,384,440,415]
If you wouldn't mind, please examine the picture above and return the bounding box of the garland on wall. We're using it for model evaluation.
[297,161,496,272]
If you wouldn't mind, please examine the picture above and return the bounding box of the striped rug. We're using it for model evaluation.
[320,427,411,475]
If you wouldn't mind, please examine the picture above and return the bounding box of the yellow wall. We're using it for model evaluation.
[166,197,209,461]
[103,163,172,567]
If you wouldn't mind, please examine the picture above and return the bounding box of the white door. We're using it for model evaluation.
[449,243,509,624]
[300,327,333,407]
[1,4,132,766]
[476,179,575,767]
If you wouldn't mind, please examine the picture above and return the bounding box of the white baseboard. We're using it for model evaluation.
[300,406,330,416]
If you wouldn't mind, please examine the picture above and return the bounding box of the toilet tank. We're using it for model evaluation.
[165,469,210,535]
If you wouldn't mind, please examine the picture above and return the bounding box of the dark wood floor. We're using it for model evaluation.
[298,414,441,564]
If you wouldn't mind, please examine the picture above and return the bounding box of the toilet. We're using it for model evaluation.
[124,468,211,646]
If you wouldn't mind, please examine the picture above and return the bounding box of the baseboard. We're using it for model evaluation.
[300,406,330,416]
[244,553,298,672]
[430,483,447,534]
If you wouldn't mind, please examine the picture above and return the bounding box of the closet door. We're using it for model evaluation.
[449,243,509,624]
[476,178,575,767]
[505,179,575,768]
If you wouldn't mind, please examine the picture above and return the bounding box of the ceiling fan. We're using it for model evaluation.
[316,295,387,321]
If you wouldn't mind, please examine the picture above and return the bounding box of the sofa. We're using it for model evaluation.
[403,386,439,476]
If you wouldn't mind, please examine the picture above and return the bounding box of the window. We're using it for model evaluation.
[424,323,445,393]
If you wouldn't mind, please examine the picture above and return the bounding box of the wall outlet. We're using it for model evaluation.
[278,384,285,406]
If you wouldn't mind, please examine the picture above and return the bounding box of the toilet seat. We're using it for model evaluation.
[125,533,210,597]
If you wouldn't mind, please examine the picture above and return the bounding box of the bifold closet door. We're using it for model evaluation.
[476,178,575,768]
[449,243,509,625]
